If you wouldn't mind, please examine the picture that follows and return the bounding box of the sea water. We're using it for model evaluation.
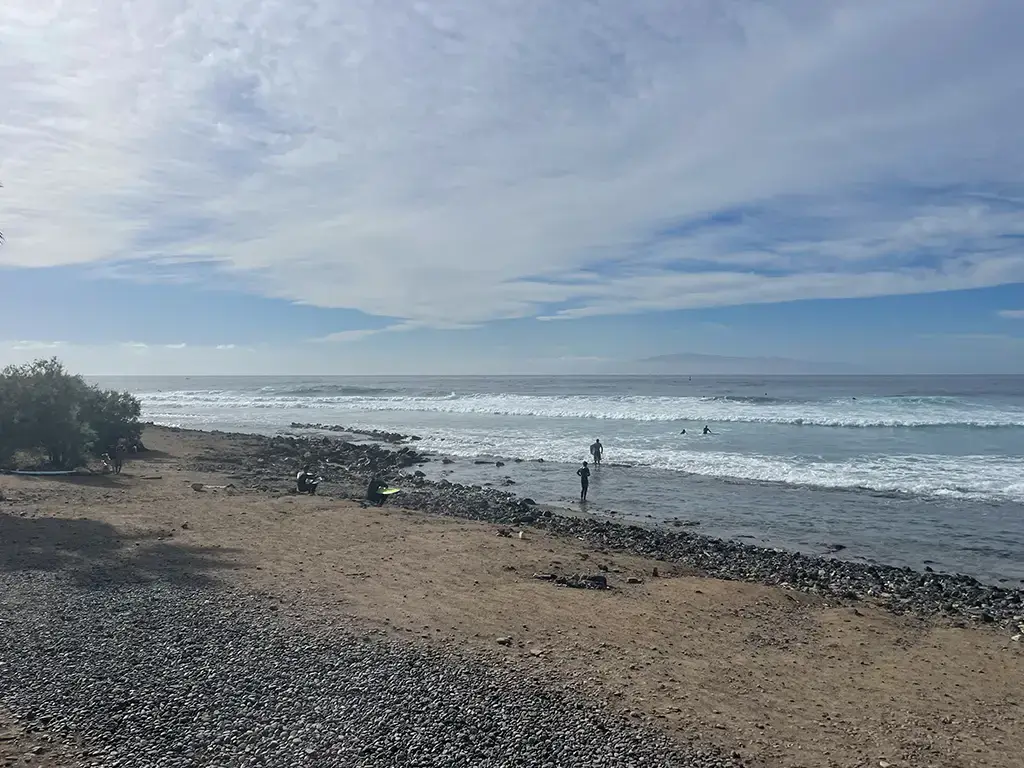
[92,375,1024,584]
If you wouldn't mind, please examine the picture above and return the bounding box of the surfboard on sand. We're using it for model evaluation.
[4,469,77,476]
[381,487,402,495]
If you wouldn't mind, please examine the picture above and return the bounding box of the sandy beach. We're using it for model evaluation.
[2,425,1022,768]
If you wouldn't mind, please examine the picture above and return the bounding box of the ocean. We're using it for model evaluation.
[91,375,1024,585]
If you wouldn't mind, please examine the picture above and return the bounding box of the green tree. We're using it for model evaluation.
[0,358,142,470]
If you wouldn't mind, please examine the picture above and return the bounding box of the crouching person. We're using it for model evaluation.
[296,466,319,495]
[366,477,387,506]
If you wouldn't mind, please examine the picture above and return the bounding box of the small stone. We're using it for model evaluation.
[496,636,513,646]
[626,577,643,585]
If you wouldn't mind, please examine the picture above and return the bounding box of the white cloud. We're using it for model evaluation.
[1,1,1023,327]
[7,340,64,351]
[998,309,1024,319]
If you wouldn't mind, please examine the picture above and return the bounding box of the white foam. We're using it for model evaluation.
[136,391,1024,428]
[416,431,1024,504]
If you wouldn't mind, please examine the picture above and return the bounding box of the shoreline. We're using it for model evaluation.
[3,422,1023,768]
[191,422,1024,630]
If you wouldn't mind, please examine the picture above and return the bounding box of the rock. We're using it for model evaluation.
[532,573,556,581]
[181,522,189,530]
[652,567,659,578]
[626,577,643,585]
[496,636,513,646]
[495,461,505,468]
[442,458,454,465]
[521,498,536,506]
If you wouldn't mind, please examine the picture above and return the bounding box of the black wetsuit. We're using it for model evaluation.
[367,478,387,506]
[296,471,318,495]
[577,465,591,501]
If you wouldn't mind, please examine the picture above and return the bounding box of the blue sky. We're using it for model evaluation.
[2,0,1024,374]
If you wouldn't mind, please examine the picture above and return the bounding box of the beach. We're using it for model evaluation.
[98,374,1024,584]
[2,425,1022,768]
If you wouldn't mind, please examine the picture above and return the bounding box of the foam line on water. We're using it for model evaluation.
[416,431,1024,504]
[136,391,1024,428]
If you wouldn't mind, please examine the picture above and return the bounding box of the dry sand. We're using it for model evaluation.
[1,425,1022,768]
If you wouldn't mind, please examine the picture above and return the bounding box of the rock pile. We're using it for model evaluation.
[0,572,739,768]
[290,422,420,444]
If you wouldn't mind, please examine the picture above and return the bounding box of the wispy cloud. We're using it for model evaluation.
[998,309,1024,319]
[313,320,477,343]
[1,1,1022,329]
[6,340,65,351]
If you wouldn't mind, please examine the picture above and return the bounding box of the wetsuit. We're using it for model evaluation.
[366,478,387,506]
[577,465,591,501]
[296,471,318,495]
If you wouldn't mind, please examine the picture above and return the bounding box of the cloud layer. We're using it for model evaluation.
[2,0,1023,329]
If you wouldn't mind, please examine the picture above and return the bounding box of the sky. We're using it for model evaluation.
[1,0,1023,375]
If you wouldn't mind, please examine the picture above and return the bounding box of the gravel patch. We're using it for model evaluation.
[0,572,739,768]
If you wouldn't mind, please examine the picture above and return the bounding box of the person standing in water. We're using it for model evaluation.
[703,425,713,435]
[589,439,603,466]
[577,461,591,502]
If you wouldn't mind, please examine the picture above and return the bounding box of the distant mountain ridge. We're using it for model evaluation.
[609,352,859,375]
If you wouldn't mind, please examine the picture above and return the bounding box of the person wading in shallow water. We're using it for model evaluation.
[577,461,591,502]
[589,439,603,467]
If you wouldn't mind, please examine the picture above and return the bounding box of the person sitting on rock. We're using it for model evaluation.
[366,477,387,506]
[296,466,319,495]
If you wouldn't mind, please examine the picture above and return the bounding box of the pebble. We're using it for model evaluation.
[0,572,740,768]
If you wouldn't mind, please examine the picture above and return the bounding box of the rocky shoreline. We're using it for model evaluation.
[186,426,1024,632]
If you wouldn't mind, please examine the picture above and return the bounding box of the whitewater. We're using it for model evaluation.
[93,374,1024,583]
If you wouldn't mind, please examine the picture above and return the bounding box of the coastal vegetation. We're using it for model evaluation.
[0,357,142,470]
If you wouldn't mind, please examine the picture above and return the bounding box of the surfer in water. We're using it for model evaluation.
[703,425,713,435]
[577,461,591,502]
[590,439,603,466]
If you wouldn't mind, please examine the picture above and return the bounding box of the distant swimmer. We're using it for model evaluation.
[680,428,686,435]
[703,425,713,435]
[590,438,603,466]
[577,461,591,502]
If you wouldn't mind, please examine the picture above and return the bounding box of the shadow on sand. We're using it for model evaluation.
[0,512,239,589]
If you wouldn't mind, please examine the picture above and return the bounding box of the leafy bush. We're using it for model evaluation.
[0,358,142,470]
